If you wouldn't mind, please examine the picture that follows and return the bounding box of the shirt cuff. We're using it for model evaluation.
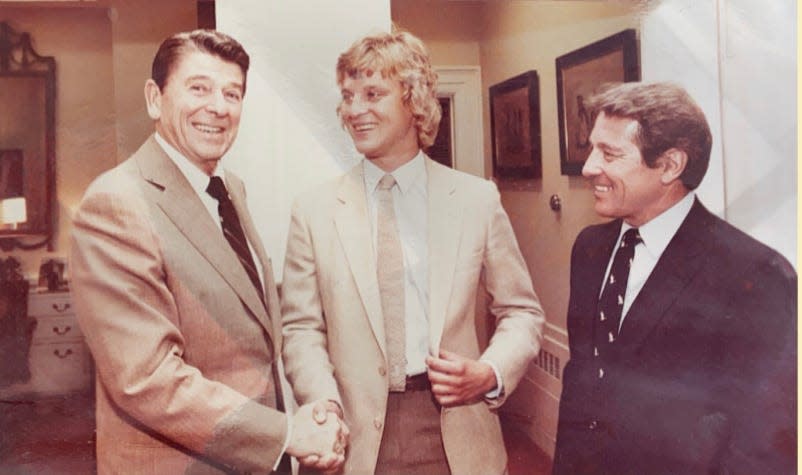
[273,412,292,471]
[481,359,504,399]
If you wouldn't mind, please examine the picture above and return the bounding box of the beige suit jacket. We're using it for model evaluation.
[71,136,288,474]
[281,158,544,474]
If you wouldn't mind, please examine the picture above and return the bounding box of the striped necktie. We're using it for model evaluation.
[206,176,264,304]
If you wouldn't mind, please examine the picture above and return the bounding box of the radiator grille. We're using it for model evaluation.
[534,348,561,380]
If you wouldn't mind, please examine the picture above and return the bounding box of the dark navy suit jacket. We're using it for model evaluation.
[553,199,796,475]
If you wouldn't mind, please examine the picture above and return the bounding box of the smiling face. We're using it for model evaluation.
[145,49,244,175]
[339,71,419,172]
[582,112,671,227]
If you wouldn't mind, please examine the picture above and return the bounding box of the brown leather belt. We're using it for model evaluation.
[405,373,432,391]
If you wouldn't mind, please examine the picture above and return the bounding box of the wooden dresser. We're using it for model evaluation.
[0,289,92,399]
[0,288,96,472]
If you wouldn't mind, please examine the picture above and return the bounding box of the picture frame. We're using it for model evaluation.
[489,70,542,180]
[556,29,640,175]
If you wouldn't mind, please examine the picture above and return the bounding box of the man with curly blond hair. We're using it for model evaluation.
[280,30,545,474]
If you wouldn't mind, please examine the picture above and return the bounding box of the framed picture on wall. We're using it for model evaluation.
[556,29,640,175]
[489,70,542,180]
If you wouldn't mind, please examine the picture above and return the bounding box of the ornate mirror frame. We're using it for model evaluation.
[0,22,55,250]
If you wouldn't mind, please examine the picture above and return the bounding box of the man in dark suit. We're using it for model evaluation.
[70,29,345,474]
[553,82,796,475]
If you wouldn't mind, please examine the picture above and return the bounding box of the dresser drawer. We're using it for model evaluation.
[26,341,91,395]
[28,292,73,317]
[31,314,84,342]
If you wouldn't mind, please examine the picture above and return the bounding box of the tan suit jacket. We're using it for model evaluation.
[71,135,288,474]
[281,158,544,474]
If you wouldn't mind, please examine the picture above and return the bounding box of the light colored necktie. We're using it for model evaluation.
[376,174,407,392]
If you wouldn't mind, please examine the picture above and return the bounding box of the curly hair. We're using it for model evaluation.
[152,29,250,94]
[586,82,712,190]
[336,30,442,148]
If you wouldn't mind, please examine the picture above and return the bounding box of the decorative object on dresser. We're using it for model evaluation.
[38,257,67,292]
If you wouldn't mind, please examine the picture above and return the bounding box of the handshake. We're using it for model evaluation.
[286,399,350,472]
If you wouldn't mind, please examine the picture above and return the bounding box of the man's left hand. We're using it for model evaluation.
[426,350,497,407]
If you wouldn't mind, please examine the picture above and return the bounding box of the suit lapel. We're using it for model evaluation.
[334,164,387,358]
[425,159,462,352]
[225,173,277,342]
[134,136,272,338]
[619,200,713,349]
[583,221,621,315]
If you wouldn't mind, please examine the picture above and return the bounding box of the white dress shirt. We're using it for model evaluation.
[363,155,504,398]
[364,154,430,376]
[601,191,696,331]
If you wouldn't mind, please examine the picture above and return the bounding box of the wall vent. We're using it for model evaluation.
[535,348,561,380]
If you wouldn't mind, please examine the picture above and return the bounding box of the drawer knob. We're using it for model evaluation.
[52,325,72,336]
[53,348,74,359]
[52,303,71,312]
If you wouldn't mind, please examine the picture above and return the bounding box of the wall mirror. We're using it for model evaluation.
[0,22,55,250]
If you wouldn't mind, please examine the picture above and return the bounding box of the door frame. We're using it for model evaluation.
[435,66,484,178]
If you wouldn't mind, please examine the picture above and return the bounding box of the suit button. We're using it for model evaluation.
[588,420,598,430]
[378,366,387,376]
[374,417,383,430]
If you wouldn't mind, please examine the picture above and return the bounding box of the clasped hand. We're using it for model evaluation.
[286,399,349,472]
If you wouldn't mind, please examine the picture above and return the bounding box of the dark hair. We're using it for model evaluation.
[586,82,712,190]
[151,29,250,94]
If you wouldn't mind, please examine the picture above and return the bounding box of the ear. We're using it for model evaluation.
[657,148,688,185]
[144,79,162,120]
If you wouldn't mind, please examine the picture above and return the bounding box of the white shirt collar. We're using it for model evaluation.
[154,132,224,194]
[620,191,696,257]
[363,151,426,195]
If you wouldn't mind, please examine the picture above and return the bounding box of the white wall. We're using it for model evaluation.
[641,0,726,215]
[217,1,391,281]
[641,0,796,268]
[718,0,796,267]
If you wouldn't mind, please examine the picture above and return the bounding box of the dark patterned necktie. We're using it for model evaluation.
[206,176,264,304]
[596,228,641,355]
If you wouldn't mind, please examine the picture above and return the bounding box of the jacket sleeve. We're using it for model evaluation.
[280,198,343,408]
[477,184,545,407]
